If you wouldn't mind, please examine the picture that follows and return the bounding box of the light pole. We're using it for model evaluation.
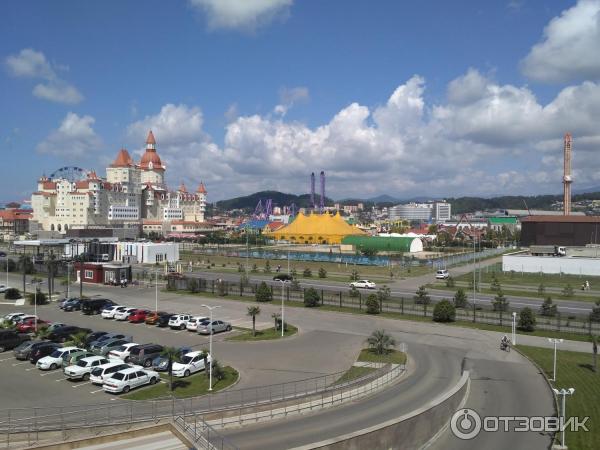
[276,280,288,337]
[26,279,46,333]
[201,304,221,391]
[472,239,476,322]
[553,387,575,449]
[512,311,517,345]
[548,338,564,382]
[155,269,159,312]
[5,255,8,288]
[66,262,71,300]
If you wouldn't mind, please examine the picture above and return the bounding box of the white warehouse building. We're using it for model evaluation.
[111,241,179,264]
[502,252,600,276]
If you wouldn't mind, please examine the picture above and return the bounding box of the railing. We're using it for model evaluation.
[173,414,238,450]
[0,360,404,448]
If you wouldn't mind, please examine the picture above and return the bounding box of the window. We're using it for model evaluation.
[85,270,93,279]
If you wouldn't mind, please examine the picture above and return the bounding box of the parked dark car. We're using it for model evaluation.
[152,346,192,371]
[0,330,31,352]
[63,298,84,312]
[59,297,79,309]
[48,325,91,343]
[273,273,293,282]
[0,251,7,257]
[13,340,44,360]
[128,344,165,367]
[85,331,109,347]
[156,314,175,328]
[82,299,115,315]
[29,342,60,363]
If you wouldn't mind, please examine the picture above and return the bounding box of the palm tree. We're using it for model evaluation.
[69,330,90,349]
[366,329,396,355]
[247,306,261,337]
[160,346,182,392]
[34,326,51,340]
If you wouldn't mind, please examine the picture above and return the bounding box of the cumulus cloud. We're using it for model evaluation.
[521,0,600,83]
[36,113,101,157]
[274,86,309,116]
[5,48,83,104]
[189,0,293,31]
[124,71,600,200]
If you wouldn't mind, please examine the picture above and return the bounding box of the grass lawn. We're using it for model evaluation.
[518,345,599,450]
[226,324,298,341]
[334,366,377,385]
[123,366,238,400]
[455,269,600,290]
[358,348,407,364]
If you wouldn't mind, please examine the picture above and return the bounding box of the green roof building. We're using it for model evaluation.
[341,236,423,253]
[488,216,519,231]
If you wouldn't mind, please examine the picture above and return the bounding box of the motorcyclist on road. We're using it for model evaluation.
[501,335,509,349]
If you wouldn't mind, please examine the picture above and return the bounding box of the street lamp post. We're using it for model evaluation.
[66,262,71,300]
[155,269,159,312]
[201,304,221,391]
[276,280,288,337]
[26,280,46,333]
[472,239,476,322]
[548,338,564,382]
[553,387,575,449]
[512,311,517,345]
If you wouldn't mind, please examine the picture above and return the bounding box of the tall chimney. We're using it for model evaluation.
[563,133,572,215]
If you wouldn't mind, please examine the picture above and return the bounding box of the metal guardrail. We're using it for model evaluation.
[0,360,403,448]
[173,414,238,450]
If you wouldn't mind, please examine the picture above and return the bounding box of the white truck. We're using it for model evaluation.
[530,245,566,257]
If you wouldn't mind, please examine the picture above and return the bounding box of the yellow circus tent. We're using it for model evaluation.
[268,211,367,244]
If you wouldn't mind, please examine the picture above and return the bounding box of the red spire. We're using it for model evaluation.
[146,130,156,145]
[179,182,187,192]
[197,182,207,194]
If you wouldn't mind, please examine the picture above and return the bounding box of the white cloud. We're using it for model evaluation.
[224,103,239,122]
[36,113,101,157]
[5,48,83,104]
[189,0,292,31]
[274,86,309,116]
[125,71,600,200]
[521,0,600,83]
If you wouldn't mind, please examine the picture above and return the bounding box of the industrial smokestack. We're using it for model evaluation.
[320,171,325,213]
[310,172,316,210]
[563,133,572,215]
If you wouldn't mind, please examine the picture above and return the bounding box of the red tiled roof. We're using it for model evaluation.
[111,148,134,168]
[178,182,187,193]
[41,181,56,190]
[146,130,156,145]
[197,182,207,194]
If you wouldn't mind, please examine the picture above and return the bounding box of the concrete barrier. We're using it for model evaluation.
[292,371,470,450]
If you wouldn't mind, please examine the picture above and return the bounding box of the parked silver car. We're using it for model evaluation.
[90,338,132,356]
[197,320,232,335]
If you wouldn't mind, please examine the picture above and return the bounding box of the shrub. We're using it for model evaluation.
[206,359,226,381]
[4,288,21,300]
[492,291,509,312]
[264,260,271,273]
[303,287,320,307]
[349,269,359,281]
[303,268,312,277]
[186,278,199,293]
[365,294,380,314]
[537,283,545,296]
[540,296,557,317]
[349,286,359,298]
[217,280,227,296]
[590,301,600,323]
[366,330,395,354]
[490,276,501,292]
[518,307,536,332]
[413,286,430,305]
[318,267,327,278]
[290,279,301,291]
[445,277,455,288]
[291,268,297,279]
[255,282,272,302]
[27,290,48,305]
[562,284,574,297]
[453,288,468,309]
[251,264,258,273]
[433,300,456,323]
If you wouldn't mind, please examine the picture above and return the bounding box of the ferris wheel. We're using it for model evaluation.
[49,166,87,182]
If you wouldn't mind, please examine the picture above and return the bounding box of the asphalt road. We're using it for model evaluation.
[0,272,566,449]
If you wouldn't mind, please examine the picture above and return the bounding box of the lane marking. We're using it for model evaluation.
[25,367,37,371]
[89,388,104,394]
[12,361,29,366]
[40,370,61,376]
[0,357,16,362]
[72,381,92,388]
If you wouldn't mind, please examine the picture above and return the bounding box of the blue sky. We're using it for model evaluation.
[2,0,600,203]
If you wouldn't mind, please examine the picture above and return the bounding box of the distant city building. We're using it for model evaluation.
[389,203,433,221]
[432,201,451,222]
[30,131,207,236]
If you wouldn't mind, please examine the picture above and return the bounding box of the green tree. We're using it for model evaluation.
[291,268,297,279]
[303,287,320,307]
[251,263,258,273]
[414,285,431,315]
[349,286,359,298]
[303,268,312,277]
[216,279,227,296]
[377,285,391,305]
[453,288,468,309]
[4,288,21,300]
[318,267,327,278]
[492,290,509,312]
[490,276,501,292]
[445,277,455,288]
[365,294,380,314]
[27,289,47,305]
[160,346,183,391]
[366,329,396,355]
[433,300,456,323]
[562,284,574,297]
[255,282,272,302]
[69,330,90,349]
[592,335,598,373]
[589,300,600,322]
[206,359,225,381]
[247,306,260,337]
[540,296,557,317]
[186,278,199,293]
[349,269,359,281]
[537,283,546,296]
[518,307,536,332]
[34,326,51,340]
[264,260,271,273]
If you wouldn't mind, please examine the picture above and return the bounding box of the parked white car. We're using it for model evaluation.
[114,308,137,321]
[435,269,450,279]
[90,361,141,385]
[101,305,125,319]
[2,312,26,324]
[168,314,192,330]
[36,347,84,370]
[171,351,211,377]
[349,280,376,289]
[102,367,160,394]
[107,342,139,362]
[63,356,109,381]
[185,316,208,332]
[0,285,11,293]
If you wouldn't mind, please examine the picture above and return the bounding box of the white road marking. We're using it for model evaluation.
[25,367,37,371]
[54,378,68,382]
[72,381,92,388]
[40,371,61,376]
[12,361,29,366]
[0,357,15,362]
[89,388,104,394]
